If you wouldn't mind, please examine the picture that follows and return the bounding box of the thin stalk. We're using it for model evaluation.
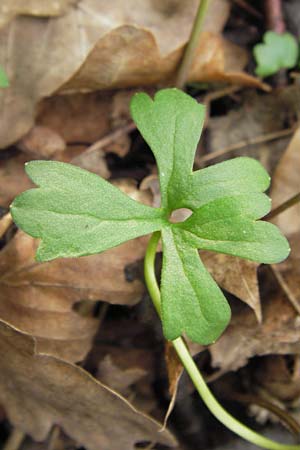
[3,429,25,450]
[266,192,300,220]
[144,231,161,317]
[144,232,300,450]
[175,0,210,89]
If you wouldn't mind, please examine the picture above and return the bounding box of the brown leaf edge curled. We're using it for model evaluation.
[271,127,300,313]
[0,319,176,450]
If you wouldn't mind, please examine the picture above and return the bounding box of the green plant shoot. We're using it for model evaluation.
[0,66,9,88]
[11,88,290,347]
[254,31,299,77]
[11,88,295,449]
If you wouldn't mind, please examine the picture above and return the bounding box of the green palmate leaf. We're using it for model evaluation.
[182,156,270,209]
[130,90,289,343]
[253,31,299,78]
[131,89,205,212]
[11,88,291,345]
[11,161,166,261]
[177,193,290,263]
[161,228,231,344]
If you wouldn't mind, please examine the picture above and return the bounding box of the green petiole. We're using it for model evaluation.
[145,231,300,450]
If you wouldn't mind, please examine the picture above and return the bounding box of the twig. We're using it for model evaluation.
[195,127,295,165]
[232,393,300,436]
[0,212,12,239]
[232,0,263,19]
[47,425,60,450]
[290,72,300,80]
[71,122,136,163]
[264,0,285,33]
[98,302,109,324]
[199,86,242,125]
[3,429,25,450]
[266,193,300,220]
[264,0,287,86]
[143,442,155,450]
[201,86,242,105]
[175,0,210,89]
[272,267,300,315]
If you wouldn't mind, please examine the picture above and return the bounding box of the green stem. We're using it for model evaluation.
[144,231,300,450]
[175,0,210,89]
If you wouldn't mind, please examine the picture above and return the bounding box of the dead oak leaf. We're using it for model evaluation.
[201,251,261,322]
[0,319,176,450]
[206,86,300,170]
[36,92,113,146]
[209,292,300,373]
[162,342,183,429]
[61,29,259,92]
[0,229,148,361]
[0,0,263,149]
[0,153,34,207]
[97,354,147,396]
[271,127,300,313]
[254,356,300,405]
[0,128,110,208]
[272,233,300,316]
[0,150,108,208]
[0,0,77,28]
[17,126,66,158]
[271,126,300,236]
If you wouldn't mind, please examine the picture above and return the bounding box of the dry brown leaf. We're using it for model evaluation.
[0,228,148,361]
[206,86,300,170]
[18,126,66,158]
[0,174,151,361]
[0,231,97,362]
[92,340,158,415]
[272,234,300,315]
[208,292,300,373]
[70,148,110,178]
[271,127,300,313]
[109,89,139,156]
[201,251,261,322]
[0,152,151,360]
[22,431,76,450]
[0,0,264,149]
[254,356,300,405]
[36,92,113,145]
[188,32,264,87]
[59,0,232,93]
[37,90,134,158]
[165,342,183,398]
[113,178,153,206]
[0,153,34,207]
[0,319,176,450]
[62,29,258,93]
[97,354,147,395]
[271,127,300,236]
[0,0,77,28]
[162,342,183,429]
[140,175,161,208]
[0,141,110,208]
[0,212,12,239]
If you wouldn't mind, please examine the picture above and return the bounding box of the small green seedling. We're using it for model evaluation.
[0,66,9,88]
[254,31,299,78]
[11,89,295,449]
